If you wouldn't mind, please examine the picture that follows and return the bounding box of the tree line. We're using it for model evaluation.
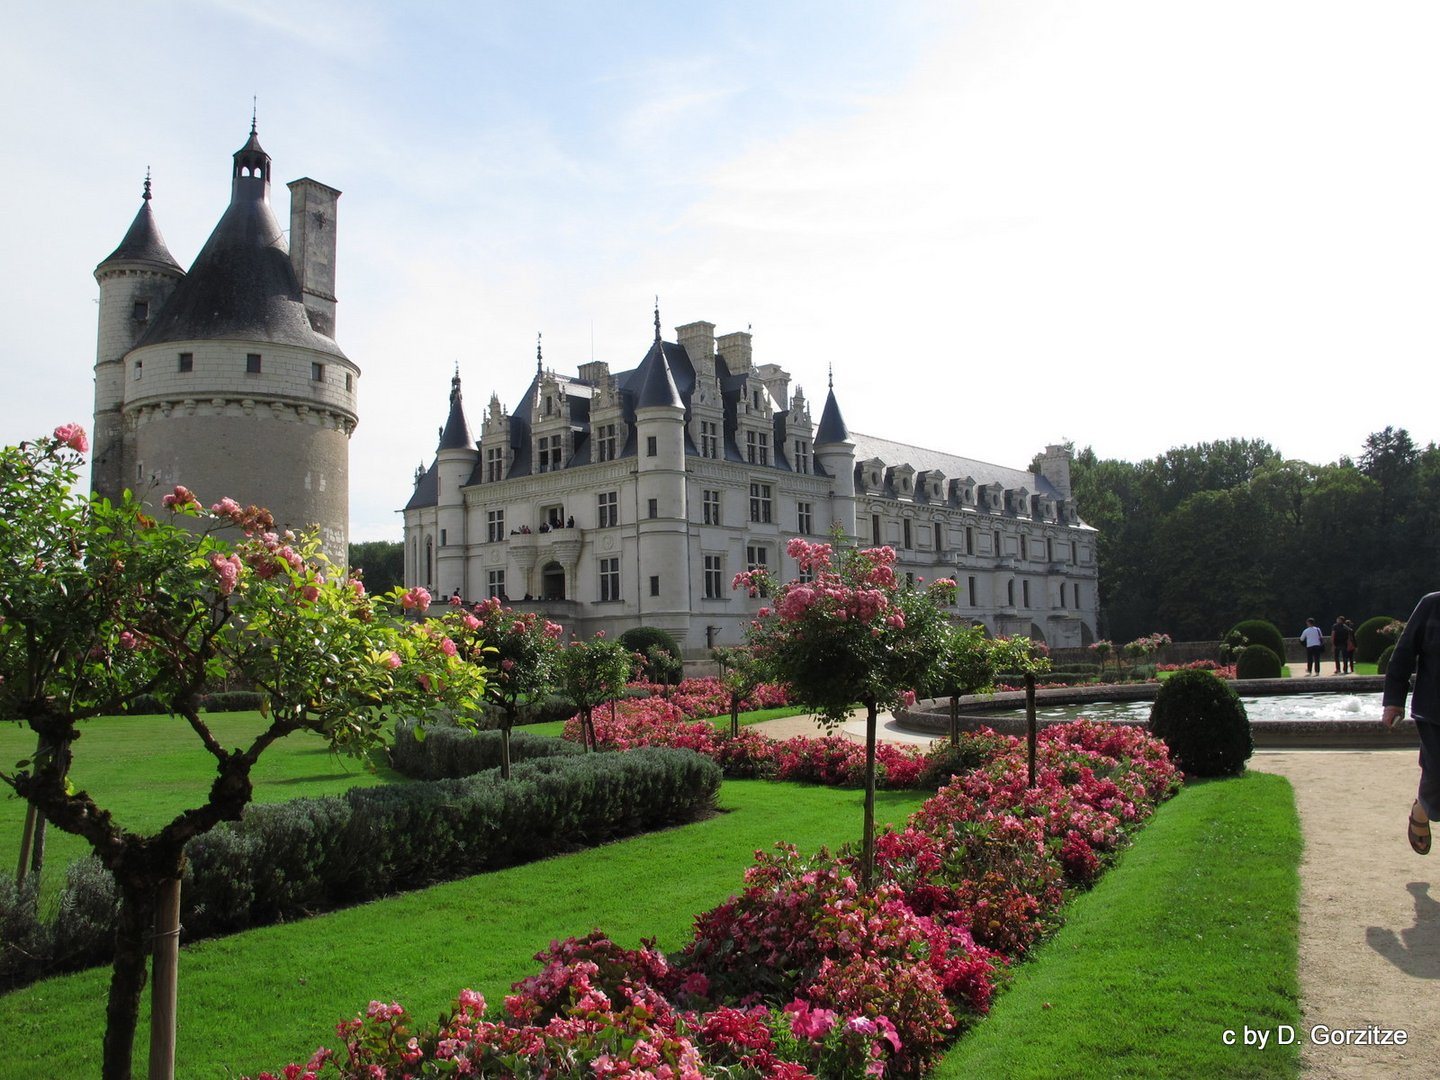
[1060,426,1440,642]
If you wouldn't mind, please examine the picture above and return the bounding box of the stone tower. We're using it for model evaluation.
[92,124,357,563]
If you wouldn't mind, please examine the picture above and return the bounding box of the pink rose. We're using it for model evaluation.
[402,587,432,613]
[53,423,89,453]
[382,651,402,670]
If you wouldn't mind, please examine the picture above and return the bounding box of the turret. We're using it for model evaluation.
[435,370,479,599]
[92,174,184,500]
[814,372,856,539]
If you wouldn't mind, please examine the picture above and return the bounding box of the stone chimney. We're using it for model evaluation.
[1037,444,1073,498]
[676,321,716,377]
[716,329,753,373]
[287,177,341,338]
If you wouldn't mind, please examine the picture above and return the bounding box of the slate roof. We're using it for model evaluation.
[849,431,1065,501]
[816,387,849,444]
[135,128,347,359]
[437,373,476,450]
[97,185,182,275]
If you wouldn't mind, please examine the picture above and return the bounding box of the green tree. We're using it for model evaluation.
[737,536,953,888]
[554,634,633,750]
[0,428,484,1080]
[348,539,404,594]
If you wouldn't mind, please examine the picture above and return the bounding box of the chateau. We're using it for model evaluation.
[403,314,1099,654]
[91,125,356,562]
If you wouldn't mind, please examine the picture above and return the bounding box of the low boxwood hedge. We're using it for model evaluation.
[0,747,720,990]
[390,716,584,780]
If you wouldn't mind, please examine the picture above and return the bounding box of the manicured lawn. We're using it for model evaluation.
[0,780,929,1079]
[1,712,396,909]
[935,771,1301,1079]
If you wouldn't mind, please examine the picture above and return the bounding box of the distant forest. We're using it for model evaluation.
[1058,426,1440,642]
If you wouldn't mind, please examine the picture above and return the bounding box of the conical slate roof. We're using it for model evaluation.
[438,372,476,450]
[816,385,850,444]
[135,126,346,358]
[96,180,182,275]
[632,338,683,409]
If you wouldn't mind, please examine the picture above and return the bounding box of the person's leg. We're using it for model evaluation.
[1417,719,1440,821]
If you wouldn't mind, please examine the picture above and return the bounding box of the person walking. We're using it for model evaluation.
[1331,616,1352,674]
[1300,618,1325,675]
[1381,592,1439,855]
[1343,618,1357,673]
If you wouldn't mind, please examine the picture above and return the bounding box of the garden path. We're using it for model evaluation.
[750,714,1437,1078]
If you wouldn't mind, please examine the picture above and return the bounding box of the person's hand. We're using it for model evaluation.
[1382,705,1405,730]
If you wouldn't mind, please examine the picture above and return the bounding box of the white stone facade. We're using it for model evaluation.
[403,323,1099,656]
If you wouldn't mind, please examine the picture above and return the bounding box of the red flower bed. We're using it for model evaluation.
[248,721,1179,1079]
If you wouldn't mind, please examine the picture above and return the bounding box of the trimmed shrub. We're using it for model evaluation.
[1377,644,1396,676]
[1227,619,1285,668]
[620,627,683,684]
[203,690,265,713]
[125,693,171,715]
[2,748,721,990]
[1147,669,1252,778]
[390,716,583,780]
[1355,616,1403,663]
[1234,643,1283,680]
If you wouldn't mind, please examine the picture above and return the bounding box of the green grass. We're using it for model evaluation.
[0,780,930,1079]
[934,771,1301,1079]
[1,712,396,908]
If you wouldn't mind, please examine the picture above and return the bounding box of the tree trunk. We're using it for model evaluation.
[1025,673,1037,788]
[499,724,512,780]
[861,701,878,891]
[15,801,38,885]
[103,880,158,1080]
[949,694,960,747]
[730,694,740,739]
[148,877,182,1080]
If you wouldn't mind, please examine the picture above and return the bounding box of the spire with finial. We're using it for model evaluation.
[142,167,152,202]
[252,96,258,133]
[536,333,543,373]
[654,296,661,342]
[828,363,834,390]
[450,362,462,404]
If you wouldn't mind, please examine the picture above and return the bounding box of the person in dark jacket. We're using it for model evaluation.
[1330,616,1352,674]
[1382,592,1440,855]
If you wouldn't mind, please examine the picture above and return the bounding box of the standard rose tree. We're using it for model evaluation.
[0,427,487,1080]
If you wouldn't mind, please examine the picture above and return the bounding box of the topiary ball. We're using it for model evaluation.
[1355,616,1402,663]
[1234,643,1283,680]
[1148,669,1253,778]
[1227,619,1287,665]
[1377,644,1396,677]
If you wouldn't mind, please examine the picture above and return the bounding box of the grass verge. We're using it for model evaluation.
[934,770,1301,1079]
[0,779,931,1078]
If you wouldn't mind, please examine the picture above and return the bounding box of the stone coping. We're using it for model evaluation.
[896,675,1417,750]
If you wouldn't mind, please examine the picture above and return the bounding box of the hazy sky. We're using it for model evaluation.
[4,1,1436,540]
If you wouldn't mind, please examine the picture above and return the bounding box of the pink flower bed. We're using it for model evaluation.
[248,721,1179,1079]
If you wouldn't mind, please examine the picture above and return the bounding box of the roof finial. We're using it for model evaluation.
[142,166,152,202]
[450,364,462,403]
[828,363,834,391]
[536,332,543,372]
[251,97,258,134]
[654,296,661,342]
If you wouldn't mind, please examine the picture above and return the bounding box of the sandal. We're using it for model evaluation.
[1409,804,1432,856]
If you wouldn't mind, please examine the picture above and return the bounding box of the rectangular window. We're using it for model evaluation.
[597,490,618,528]
[485,446,505,483]
[902,519,913,549]
[649,575,660,597]
[702,489,721,526]
[703,554,723,599]
[1020,535,1028,561]
[746,544,770,597]
[178,352,193,373]
[934,523,944,552]
[537,435,564,473]
[599,557,621,602]
[1023,580,1031,607]
[486,509,505,542]
[749,482,772,524]
[872,514,882,545]
[793,440,810,474]
[311,361,325,382]
[647,498,658,519]
[132,300,149,321]
[1074,584,1083,608]
[700,420,719,459]
[440,528,447,546]
[246,353,262,373]
[796,501,813,534]
[595,423,618,462]
[345,373,353,391]
[133,359,142,378]
[1058,582,1067,608]
[487,570,506,599]
[966,526,975,555]
[745,431,769,465]
[646,435,658,457]
[1046,537,1056,563]
[1071,540,1078,563]
[968,576,977,605]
